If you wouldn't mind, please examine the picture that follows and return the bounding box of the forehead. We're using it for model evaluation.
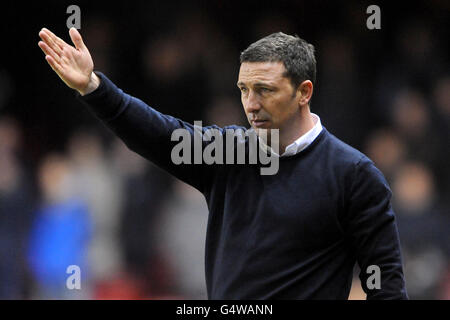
[238,61,288,85]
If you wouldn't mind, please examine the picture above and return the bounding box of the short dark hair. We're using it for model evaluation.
[240,32,317,89]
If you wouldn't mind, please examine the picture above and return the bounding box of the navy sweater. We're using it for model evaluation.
[78,72,408,299]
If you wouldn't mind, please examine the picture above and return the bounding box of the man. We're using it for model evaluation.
[38,27,408,299]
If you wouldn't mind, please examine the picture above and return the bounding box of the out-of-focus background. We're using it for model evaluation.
[0,0,448,299]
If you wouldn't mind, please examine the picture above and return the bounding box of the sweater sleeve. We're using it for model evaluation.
[345,157,408,300]
[77,71,216,192]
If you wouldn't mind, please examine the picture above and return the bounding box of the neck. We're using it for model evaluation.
[279,108,315,153]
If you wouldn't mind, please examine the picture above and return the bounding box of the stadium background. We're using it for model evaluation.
[0,0,449,299]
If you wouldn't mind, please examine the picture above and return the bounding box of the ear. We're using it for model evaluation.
[296,80,313,106]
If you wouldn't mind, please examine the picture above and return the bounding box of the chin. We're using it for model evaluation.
[254,127,276,137]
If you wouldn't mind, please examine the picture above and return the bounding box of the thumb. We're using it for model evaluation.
[69,27,86,51]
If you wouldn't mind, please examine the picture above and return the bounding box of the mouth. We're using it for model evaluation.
[251,119,270,128]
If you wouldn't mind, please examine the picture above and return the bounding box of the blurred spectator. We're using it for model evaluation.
[66,130,123,285]
[364,128,407,180]
[155,180,209,299]
[0,116,22,155]
[389,88,442,177]
[27,153,91,299]
[392,161,449,299]
[391,89,430,139]
[433,76,450,119]
[0,117,34,299]
[110,138,174,298]
[431,76,450,201]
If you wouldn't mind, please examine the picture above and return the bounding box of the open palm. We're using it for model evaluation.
[38,27,96,94]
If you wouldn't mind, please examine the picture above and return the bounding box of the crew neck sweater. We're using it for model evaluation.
[78,72,408,299]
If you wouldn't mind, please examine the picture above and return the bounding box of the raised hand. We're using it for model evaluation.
[38,27,100,95]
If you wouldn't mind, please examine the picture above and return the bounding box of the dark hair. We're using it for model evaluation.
[240,32,317,89]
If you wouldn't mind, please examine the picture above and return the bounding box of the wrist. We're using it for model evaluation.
[79,72,100,96]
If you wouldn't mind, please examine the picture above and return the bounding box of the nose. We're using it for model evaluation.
[244,90,262,113]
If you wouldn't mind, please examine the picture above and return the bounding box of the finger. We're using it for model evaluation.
[45,55,64,75]
[39,30,63,56]
[38,41,61,63]
[69,27,86,51]
[42,28,68,52]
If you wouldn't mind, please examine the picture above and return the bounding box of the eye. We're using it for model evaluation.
[240,87,248,93]
[260,87,272,93]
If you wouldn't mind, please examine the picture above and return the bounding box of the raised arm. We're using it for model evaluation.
[38,27,100,96]
[37,27,219,193]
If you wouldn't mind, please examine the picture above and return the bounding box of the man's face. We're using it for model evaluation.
[237,61,299,135]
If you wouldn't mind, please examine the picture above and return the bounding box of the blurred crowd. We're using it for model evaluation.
[0,1,449,299]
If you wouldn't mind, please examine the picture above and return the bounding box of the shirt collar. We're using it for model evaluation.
[259,113,323,157]
[281,113,322,157]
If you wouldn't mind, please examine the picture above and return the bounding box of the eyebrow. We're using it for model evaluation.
[236,81,276,88]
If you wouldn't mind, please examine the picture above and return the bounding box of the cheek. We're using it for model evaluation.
[270,97,297,121]
[240,97,246,111]
[265,97,285,116]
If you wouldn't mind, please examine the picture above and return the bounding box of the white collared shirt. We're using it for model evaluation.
[259,113,323,157]
[281,113,323,157]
